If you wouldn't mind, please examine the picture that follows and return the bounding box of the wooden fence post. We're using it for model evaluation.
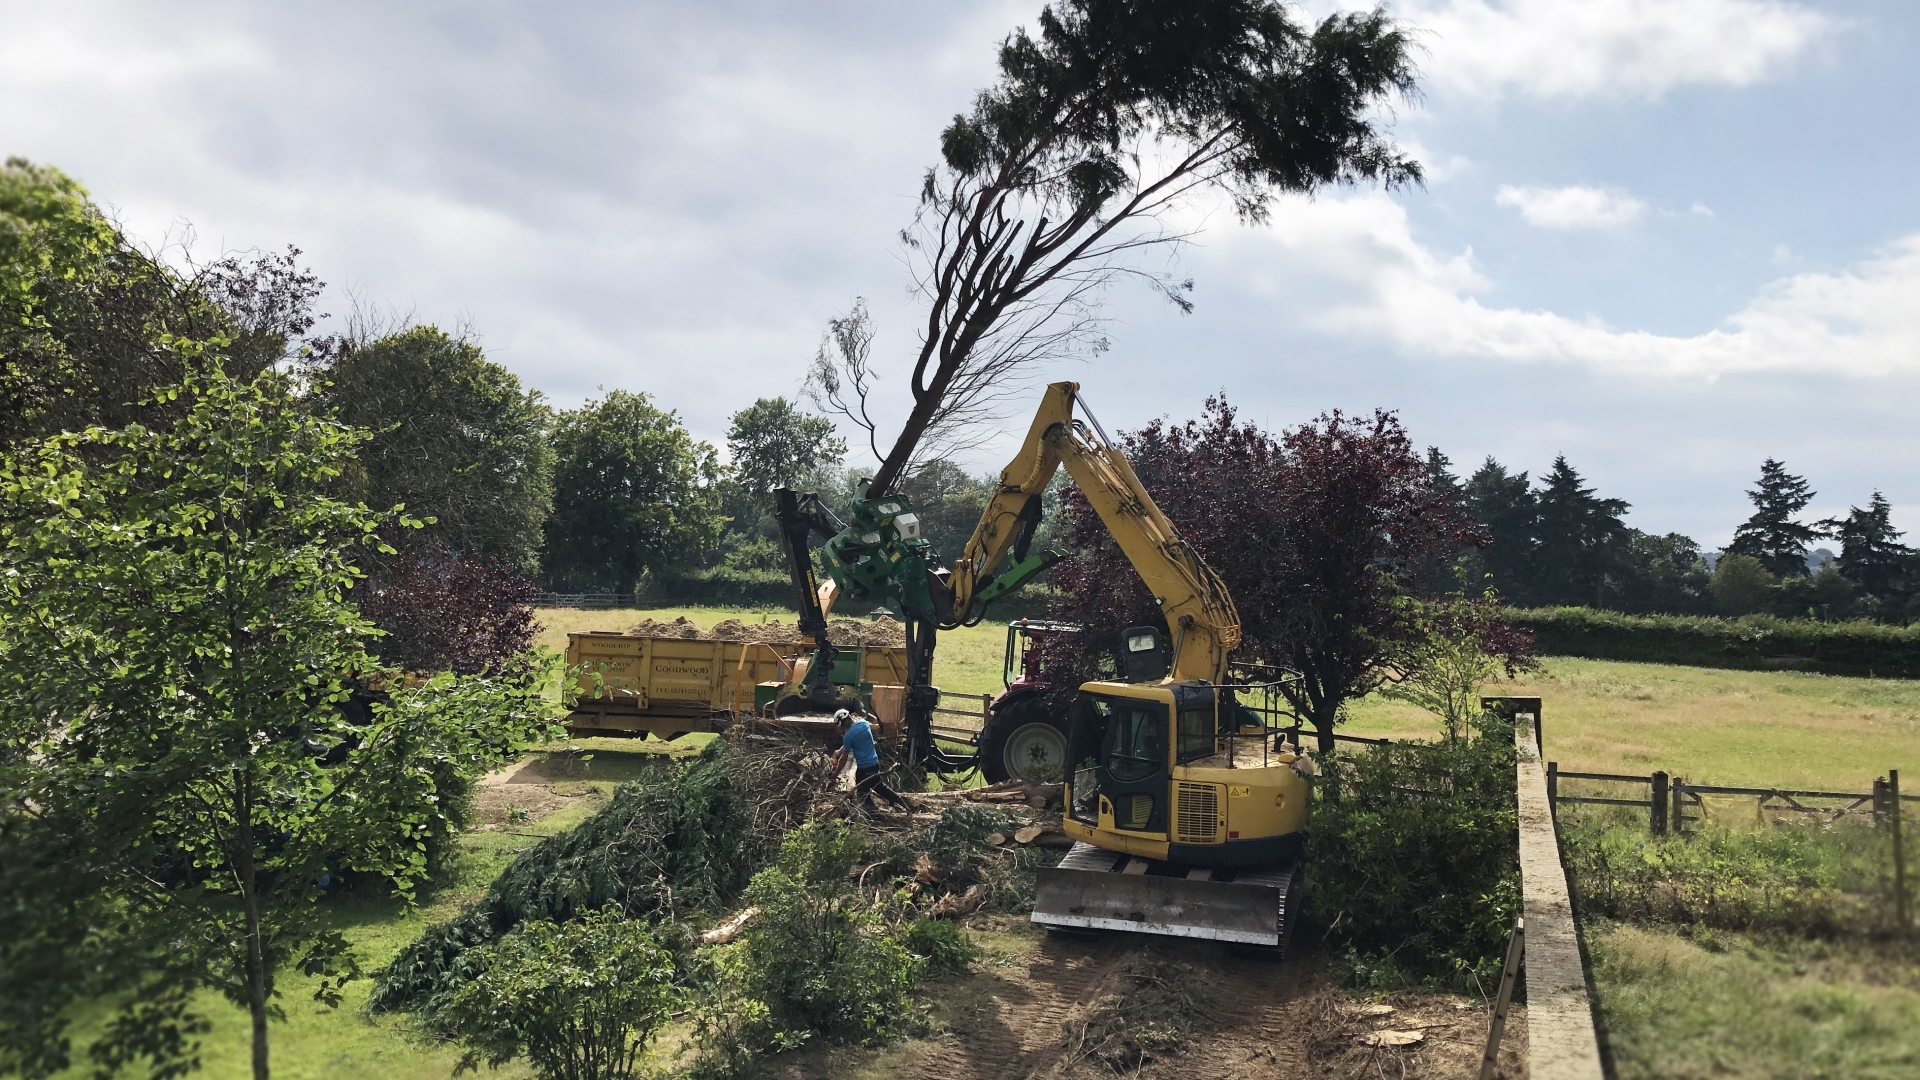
[1671,780,1687,834]
[1547,762,1559,822]
[1651,771,1669,836]
[1478,917,1525,1080]
[1874,776,1890,827]
[1894,770,1910,932]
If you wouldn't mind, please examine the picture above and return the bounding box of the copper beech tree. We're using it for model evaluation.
[809,0,1424,490]
[1043,398,1500,753]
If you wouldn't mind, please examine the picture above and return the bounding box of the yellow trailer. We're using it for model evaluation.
[563,631,912,740]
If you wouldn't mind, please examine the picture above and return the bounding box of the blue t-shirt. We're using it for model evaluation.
[842,718,879,769]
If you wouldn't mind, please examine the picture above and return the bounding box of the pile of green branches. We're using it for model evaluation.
[371,740,756,1017]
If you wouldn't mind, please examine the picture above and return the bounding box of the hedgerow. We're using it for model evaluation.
[1510,606,1920,677]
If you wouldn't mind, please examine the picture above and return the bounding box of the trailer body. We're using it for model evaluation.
[563,631,911,739]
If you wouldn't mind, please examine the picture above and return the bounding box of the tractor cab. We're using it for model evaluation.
[1002,618,1079,691]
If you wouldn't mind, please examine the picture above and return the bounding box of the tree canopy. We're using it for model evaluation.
[811,0,1424,494]
[1,158,330,448]
[542,390,724,594]
[314,325,554,574]
[1727,458,1821,578]
[0,366,550,1080]
[1044,398,1478,752]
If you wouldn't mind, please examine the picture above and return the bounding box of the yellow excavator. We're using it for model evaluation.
[782,381,1313,950]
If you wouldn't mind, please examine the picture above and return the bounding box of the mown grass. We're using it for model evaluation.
[1344,657,1920,790]
[550,609,1920,788]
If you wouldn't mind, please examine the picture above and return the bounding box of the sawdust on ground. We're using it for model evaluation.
[625,614,908,647]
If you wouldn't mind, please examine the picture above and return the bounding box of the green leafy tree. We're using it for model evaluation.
[1727,458,1822,578]
[0,366,549,1080]
[543,390,724,593]
[314,325,554,573]
[1,158,329,447]
[1710,552,1776,615]
[711,398,847,577]
[1612,530,1713,612]
[440,908,678,1080]
[725,397,845,498]
[1531,456,1630,606]
[898,459,996,565]
[1386,589,1537,741]
[1824,491,1911,605]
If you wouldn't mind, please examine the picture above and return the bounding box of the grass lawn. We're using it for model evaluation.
[543,608,1920,790]
[1343,657,1920,790]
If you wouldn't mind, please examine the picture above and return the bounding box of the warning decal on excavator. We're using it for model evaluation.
[1227,785,1250,798]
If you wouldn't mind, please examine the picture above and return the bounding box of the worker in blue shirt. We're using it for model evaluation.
[831,709,906,813]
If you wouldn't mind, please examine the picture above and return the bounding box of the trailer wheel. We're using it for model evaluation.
[979,700,1069,785]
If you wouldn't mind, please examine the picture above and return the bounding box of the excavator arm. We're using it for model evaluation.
[947,381,1239,682]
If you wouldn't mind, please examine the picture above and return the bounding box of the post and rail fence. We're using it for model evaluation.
[1544,763,1920,836]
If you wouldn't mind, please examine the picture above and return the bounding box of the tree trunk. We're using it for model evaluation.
[866,392,942,499]
[1312,709,1337,755]
[237,776,271,1080]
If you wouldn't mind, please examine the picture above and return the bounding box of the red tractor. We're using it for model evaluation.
[976,618,1079,784]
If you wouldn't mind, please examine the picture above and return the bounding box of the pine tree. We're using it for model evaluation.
[1464,457,1536,600]
[1532,456,1630,605]
[1825,491,1911,601]
[1726,459,1821,578]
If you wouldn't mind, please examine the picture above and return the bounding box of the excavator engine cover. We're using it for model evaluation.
[1032,842,1301,951]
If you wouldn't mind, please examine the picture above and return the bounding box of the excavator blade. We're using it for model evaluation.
[1031,842,1300,950]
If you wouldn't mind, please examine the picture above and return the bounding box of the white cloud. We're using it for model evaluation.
[1495,184,1646,229]
[1220,195,1920,380]
[1383,0,1837,101]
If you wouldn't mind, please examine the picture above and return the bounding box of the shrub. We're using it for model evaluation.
[372,741,754,1018]
[733,820,923,1041]
[1509,606,1920,677]
[359,548,540,675]
[439,907,678,1080]
[900,918,978,977]
[1308,711,1520,987]
[876,804,1013,887]
[688,821,927,1075]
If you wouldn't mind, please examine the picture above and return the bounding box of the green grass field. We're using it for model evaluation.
[546,607,1920,790]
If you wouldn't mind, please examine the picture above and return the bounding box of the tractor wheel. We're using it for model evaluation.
[978,699,1069,785]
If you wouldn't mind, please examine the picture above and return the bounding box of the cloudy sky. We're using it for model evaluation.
[4,0,1915,546]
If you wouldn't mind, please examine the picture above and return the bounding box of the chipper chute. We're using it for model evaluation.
[1032,842,1302,952]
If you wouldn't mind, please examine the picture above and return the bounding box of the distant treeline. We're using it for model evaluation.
[1425,451,1917,625]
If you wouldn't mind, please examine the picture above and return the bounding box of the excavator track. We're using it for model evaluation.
[1032,842,1302,955]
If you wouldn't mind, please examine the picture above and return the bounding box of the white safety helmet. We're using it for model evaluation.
[834,709,852,724]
